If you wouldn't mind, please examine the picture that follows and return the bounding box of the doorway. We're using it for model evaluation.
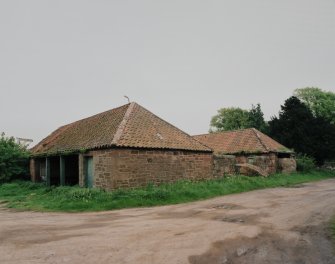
[85,157,94,188]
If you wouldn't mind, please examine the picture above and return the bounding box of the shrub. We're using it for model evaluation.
[0,133,30,183]
[296,154,316,172]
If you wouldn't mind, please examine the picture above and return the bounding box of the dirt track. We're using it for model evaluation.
[1,179,335,264]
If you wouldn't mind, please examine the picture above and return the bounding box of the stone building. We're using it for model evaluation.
[194,128,296,176]
[30,102,213,189]
[30,103,296,190]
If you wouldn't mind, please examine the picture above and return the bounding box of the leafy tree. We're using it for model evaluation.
[310,116,335,163]
[248,103,269,133]
[294,87,335,124]
[268,97,335,165]
[0,133,30,183]
[210,107,250,132]
[210,104,268,132]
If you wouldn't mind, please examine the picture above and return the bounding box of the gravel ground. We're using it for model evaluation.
[1,179,335,264]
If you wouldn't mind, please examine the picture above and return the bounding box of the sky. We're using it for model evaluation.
[1,0,335,146]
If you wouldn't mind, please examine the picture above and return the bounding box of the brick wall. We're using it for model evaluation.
[88,149,213,190]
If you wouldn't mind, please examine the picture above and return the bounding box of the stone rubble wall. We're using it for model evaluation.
[30,149,296,189]
[212,155,237,177]
[88,150,296,189]
[278,158,297,174]
[89,149,214,190]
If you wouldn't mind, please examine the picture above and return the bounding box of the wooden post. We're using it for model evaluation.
[30,158,36,182]
[78,154,84,187]
[60,156,65,186]
[46,157,51,186]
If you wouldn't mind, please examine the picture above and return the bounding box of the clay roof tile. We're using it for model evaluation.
[31,102,211,155]
[193,128,292,154]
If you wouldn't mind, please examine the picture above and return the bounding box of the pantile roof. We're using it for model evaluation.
[193,128,292,154]
[31,102,212,156]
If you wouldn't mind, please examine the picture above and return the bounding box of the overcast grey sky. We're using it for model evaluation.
[1,0,334,145]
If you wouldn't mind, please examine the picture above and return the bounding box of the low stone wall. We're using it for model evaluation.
[89,149,213,190]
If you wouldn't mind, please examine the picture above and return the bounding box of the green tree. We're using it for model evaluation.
[248,103,269,133]
[268,97,335,165]
[210,104,268,132]
[294,87,335,124]
[0,133,30,183]
[210,107,249,132]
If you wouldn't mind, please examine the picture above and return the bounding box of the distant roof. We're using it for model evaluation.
[31,102,212,156]
[194,128,292,154]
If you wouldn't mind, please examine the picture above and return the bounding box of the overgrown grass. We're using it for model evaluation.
[0,171,334,212]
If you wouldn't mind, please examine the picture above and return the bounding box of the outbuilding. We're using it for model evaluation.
[30,102,213,189]
[30,104,296,189]
[194,128,296,176]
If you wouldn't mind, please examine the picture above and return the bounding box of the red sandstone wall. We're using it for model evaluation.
[278,158,297,174]
[213,153,280,177]
[89,149,213,190]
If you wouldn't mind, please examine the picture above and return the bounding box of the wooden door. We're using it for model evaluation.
[86,157,93,188]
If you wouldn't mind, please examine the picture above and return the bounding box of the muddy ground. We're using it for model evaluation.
[1,179,335,264]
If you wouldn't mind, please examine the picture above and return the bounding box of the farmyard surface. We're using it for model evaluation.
[1,179,335,264]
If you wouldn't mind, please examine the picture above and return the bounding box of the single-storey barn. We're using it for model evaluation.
[30,103,296,189]
[30,102,213,189]
[193,128,296,176]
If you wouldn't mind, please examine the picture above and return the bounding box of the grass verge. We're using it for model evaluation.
[0,171,334,212]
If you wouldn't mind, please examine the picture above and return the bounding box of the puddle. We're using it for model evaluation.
[211,203,244,210]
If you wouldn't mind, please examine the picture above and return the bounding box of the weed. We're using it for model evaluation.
[0,171,334,212]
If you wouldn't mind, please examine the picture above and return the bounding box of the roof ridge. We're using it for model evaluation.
[134,104,212,151]
[65,103,132,128]
[193,128,255,137]
[251,128,269,152]
[111,102,136,145]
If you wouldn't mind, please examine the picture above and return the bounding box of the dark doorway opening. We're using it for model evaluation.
[278,153,292,158]
[64,155,79,186]
[49,156,60,186]
[34,158,44,182]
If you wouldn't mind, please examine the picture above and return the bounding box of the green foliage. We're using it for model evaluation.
[296,154,316,172]
[0,171,334,212]
[210,104,268,132]
[0,133,30,183]
[210,107,249,132]
[248,103,269,133]
[294,87,335,124]
[268,97,335,165]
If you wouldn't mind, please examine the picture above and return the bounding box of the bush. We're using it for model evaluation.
[0,133,30,183]
[296,154,316,172]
